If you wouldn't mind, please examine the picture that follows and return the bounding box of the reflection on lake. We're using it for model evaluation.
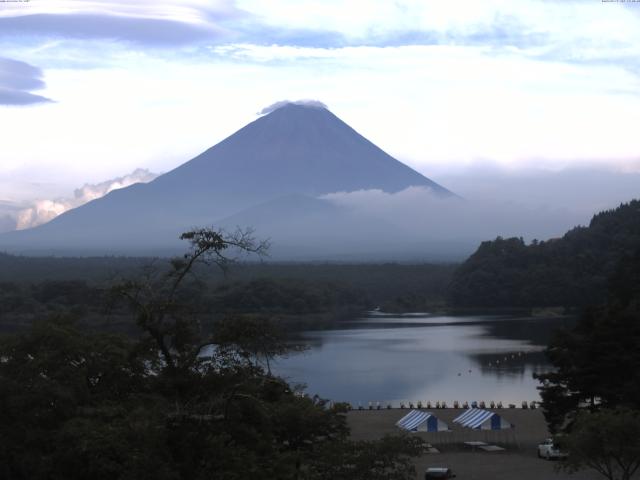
[273,313,574,405]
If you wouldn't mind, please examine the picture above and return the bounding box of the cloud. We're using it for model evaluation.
[1,0,640,65]
[321,186,587,243]
[258,99,327,115]
[0,1,242,46]
[15,168,158,230]
[220,180,626,260]
[0,57,52,105]
[16,199,68,230]
[436,165,640,218]
[306,169,639,258]
[0,14,224,46]
[233,0,640,64]
[235,0,539,49]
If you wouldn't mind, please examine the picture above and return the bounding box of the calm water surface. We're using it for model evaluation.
[273,313,573,405]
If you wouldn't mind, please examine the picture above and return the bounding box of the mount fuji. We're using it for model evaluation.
[0,101,455,257]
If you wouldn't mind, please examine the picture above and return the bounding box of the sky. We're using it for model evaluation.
[1,0,640,232]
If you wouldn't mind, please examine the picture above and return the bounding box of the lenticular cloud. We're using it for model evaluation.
[259,99,328,115]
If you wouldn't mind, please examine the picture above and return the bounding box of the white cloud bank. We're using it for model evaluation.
[14,168,158,230]
[321,186,592,243]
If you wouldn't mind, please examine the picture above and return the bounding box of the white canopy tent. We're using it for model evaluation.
[396,410,449,432]
[453,408,513,430]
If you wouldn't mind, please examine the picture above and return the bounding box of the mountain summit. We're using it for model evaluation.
[155,101,452,198]
[0,101,454,255]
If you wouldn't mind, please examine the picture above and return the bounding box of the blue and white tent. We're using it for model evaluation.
[396,410,449,432]
[453,408,513,430]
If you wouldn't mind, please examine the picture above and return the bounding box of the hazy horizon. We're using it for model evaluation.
[2,154,638,253]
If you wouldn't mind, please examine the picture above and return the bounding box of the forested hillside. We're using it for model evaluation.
[448,199,640,308]
[0,257,455,333]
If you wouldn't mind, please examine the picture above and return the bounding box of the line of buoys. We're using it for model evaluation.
[458,351,531,374]
[487,351,527,368]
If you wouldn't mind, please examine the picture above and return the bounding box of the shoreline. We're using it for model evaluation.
[346,409,608,480]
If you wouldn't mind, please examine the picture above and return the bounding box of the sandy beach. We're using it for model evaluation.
[347,409,615,480]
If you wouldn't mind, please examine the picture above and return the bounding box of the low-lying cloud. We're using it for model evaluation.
[15,168,158,230]
[0,57,52,106]
[215,169,640,261]
[321,186,586,244]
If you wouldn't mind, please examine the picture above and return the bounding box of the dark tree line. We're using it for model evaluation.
[0,274,370,338]
[536,249,640,480]
[0,259,456,334]
[448,199,640,308]
[536,248,640,432]
[0,252,456,316]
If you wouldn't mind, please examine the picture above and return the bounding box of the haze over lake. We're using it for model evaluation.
[274,314,573,406]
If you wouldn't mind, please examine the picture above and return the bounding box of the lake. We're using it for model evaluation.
[273,313,573,406]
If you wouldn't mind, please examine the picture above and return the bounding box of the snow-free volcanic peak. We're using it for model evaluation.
[0,102,455,255]
[159,101,452,198]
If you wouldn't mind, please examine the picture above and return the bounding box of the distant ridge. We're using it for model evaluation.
[0,101,454,256]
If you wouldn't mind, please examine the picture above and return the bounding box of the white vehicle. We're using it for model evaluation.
[537,438,568,460]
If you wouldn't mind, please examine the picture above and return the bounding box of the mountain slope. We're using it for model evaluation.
[215,193,410,260]
[158,103,451,198]
[0,102,452,255]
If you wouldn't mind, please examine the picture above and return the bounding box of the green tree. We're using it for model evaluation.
[112,227,269,374]
[558,409,640,480]
[212,314,305,374]
[535,249,640,432]
[0,227,424,479]
[0,317,171,480]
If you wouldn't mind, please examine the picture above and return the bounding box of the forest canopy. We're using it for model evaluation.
[448,200,640,308]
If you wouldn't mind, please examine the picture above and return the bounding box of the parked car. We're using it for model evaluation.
[537,438,568,460]
[425,467,457,479]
